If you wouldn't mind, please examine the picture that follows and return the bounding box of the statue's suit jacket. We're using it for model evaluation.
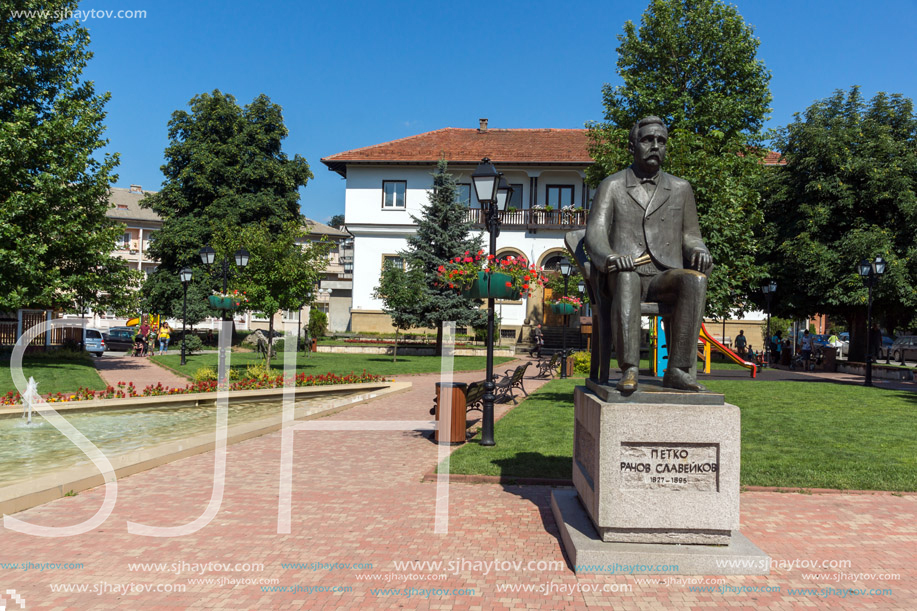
[585,166,709,274]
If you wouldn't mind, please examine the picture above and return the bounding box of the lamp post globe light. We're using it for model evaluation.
[858,256,886,387]
[199,245,250,323]
[558,258,573,379]
[179,267,192,366]
[471,157,511,447]
[761,281,777,366]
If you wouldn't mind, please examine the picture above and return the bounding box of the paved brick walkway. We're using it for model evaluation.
[93,354,190,390]
[1,362,914,609]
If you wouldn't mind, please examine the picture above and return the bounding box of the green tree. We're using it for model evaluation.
[374,261,427,362]
[401,159,486,355]
[0,1,142,312]
[329,214,345,229]
[587,0,772,318]
[307,308,327,340]
[760,87,917,359]
[214,220,331,368]
[142,90,313,320]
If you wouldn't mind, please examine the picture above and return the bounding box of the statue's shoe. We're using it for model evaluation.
[616,367,639,392]
[662,368,708,392]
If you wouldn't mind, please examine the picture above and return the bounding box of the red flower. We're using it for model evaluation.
[505,281,512,288]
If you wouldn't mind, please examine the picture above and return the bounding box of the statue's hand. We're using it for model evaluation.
[690,250,712,273]
[607,254,635,272]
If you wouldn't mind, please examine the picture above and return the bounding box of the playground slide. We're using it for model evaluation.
[699,323,757,378]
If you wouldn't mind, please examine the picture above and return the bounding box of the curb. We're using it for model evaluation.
[422,471,917,496]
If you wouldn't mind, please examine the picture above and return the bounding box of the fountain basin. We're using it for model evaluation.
[0,381,410,515]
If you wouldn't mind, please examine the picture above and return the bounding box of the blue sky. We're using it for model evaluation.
[77,0,917,223]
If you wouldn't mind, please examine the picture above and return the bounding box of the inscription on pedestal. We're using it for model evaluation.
[619,442,720,492]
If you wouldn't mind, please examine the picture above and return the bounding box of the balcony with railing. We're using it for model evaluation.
[462,207,589,230]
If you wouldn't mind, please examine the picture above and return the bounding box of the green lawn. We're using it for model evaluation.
[0,354,107,396]
[446,377,917,491]
[153,351,515,379]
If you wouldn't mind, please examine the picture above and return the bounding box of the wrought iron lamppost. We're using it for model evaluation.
[762,281,777,366]
[858,256,886,387]
[558,259,572,379]
[471,158,511,447]
[199,245,250,323]
[179,267,192,366]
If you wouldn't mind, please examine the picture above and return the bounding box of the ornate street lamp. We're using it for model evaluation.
[471,158,512,447]
[199,245,250,323]
[762,281,777,366]
[179,267,192,366]
[858,256,886,387]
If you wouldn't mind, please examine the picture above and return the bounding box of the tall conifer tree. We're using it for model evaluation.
[401,159,486,355]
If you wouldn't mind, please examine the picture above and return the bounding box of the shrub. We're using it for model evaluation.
[181,334,204,355]
[245,362,272,380]
[193,366,217,382]
[308,309,328,338]
[194,365,239,381]
[572,351,591,375]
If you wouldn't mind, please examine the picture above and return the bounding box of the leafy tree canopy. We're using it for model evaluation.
[142,90,313,316]
[329,214,345,229]
[400,159,486,354]
[0,0,142,311]
[374,261,428,361]
[212,220,331,367]
[760,87,917,342]
[587,0,772,318]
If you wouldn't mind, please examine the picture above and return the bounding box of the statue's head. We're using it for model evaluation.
[628,116,668,174]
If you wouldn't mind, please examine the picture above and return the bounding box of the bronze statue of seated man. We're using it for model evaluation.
[585,116,713,392]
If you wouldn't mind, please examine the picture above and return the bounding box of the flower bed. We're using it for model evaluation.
[1,371,387,405]
[342,338,472,347]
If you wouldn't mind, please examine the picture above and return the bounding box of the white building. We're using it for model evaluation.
[321,120,594,339]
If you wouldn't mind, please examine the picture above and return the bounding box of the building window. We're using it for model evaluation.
[119,232,131,248]
[382,181,406,209]
[382,255,405,271]
[252,312,270,322]
[456,183,472,207]
[510,184,524,209]
[546,185,575,209]
[282,309,300,321]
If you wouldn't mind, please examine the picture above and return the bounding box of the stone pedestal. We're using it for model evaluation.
[552,383,769,575]
[575,382,737,544]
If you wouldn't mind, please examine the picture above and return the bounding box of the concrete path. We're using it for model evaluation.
[1,361,913,609]
[93,354,190,391]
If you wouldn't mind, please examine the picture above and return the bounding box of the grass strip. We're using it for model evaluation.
[446,378,917,491]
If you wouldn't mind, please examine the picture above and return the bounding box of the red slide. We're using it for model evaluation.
[699,323,757,378]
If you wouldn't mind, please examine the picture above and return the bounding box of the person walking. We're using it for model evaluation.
[800,329,813,368]
[158,323,171,356]
[734,330,747,357]
[530,324,544,358]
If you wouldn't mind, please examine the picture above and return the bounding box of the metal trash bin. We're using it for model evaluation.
[434,382,467,444]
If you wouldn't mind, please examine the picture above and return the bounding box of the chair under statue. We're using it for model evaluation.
[564,229,673,385]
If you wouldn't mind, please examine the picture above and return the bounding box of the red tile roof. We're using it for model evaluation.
[322,127,785,175]
[322,128,592,176]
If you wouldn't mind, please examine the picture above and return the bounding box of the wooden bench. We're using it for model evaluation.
[495,362,530,403]
[464,381,486,412]
[535,352,561,378]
